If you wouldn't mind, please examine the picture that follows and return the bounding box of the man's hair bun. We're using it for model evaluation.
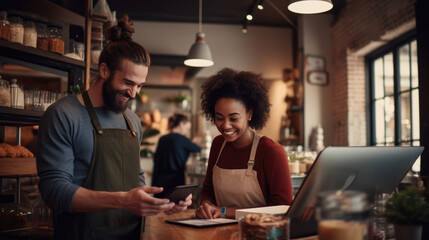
[105,14,134,42]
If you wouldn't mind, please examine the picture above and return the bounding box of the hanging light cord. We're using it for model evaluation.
[266,0,296,29]
[199,0,202,33]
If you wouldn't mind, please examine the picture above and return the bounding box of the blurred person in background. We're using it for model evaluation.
[152,113,201,198]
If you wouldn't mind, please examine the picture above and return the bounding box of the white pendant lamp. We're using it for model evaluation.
[184,0,214,67]
[288,0,333,14]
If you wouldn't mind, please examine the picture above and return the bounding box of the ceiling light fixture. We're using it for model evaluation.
[242,21,248,33]
[184,0,214,67]
[288,0,333,14]
[257,0,264,10]
[246,11,254,21]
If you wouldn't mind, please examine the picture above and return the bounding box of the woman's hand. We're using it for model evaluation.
[196,202,221,219]
[164,194,193,215]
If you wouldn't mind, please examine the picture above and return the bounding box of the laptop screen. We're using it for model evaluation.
[285,146,424,238]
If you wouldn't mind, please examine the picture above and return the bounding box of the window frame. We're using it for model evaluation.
[366,30,418,146]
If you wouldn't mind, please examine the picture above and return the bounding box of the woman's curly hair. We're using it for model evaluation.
[99,15,150,73]
[200,68,271,130]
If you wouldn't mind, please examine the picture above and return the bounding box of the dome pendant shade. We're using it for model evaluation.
[184,32,214,67]
[288,0,333,14]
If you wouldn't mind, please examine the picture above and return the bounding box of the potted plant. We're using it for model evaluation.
[385,187,429,240]
[170,95,191,110]
[69,84,82,95]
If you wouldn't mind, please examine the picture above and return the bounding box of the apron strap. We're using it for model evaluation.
[82,91,103,135]
[82,91,136,137]
[246,131,261,176]
[214,140,227,166]
[214,131,262,176]
[122,112,137,137]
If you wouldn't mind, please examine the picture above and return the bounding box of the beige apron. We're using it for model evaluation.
[212,131,267,208]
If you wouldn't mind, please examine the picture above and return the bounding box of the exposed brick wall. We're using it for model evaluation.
[331,0,416,145]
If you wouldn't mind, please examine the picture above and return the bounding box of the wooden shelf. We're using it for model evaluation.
[0,40,84,70]
[0,106,43,126]
[0,157,37,176]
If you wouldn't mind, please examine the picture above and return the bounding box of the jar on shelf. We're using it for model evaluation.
[90,20,103,65]
[0,11,10,41]
[36,19,49,51]
[8,13,24,44]
[47,23,64,55]
[10,78,24,109]
[0,75,11,107]
[23,16,37,48]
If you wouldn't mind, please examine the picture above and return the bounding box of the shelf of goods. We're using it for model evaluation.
[0,39,84,89]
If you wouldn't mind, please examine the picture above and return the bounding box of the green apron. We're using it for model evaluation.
[54,91,142,240]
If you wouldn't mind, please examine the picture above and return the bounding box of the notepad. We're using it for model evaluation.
[165,218,238,228]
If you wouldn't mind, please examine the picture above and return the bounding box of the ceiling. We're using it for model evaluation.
[49,0,348,29]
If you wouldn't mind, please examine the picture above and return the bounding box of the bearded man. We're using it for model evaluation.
[36,15,191,240]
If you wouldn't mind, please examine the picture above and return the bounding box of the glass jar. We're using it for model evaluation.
[0,11,10,41]
[36,19,49,51]
[23,17,37,48]
[90,20,103,65]
[8,13,24,44]
[239,214,290,240]
[24,87,36,110]
[0,75,11,107]
[10,78,24,109]
[47,23,64,55]
[317,190,370,240]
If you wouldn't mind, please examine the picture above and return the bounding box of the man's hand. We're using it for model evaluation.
[123,186,175,216]
[164,194,193,215]
[196,201,221,219]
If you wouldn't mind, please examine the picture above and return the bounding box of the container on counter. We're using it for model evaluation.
[23,16,37,48]
[0,11,10,41]
[36,19,49,51]
[47,23,64,54]
[317,190,370,240]
[0,75,11,107]
[8,13,24,44]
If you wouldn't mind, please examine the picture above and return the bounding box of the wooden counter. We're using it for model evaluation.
[141,209,318,240]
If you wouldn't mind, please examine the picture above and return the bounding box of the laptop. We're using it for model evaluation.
[285,146,424,239]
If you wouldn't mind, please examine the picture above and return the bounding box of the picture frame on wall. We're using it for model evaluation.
[307,70,329,86]
[305,55,325,71]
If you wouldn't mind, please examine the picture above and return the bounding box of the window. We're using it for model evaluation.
[367,33,420,172]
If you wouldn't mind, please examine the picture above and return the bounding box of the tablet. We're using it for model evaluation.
[165,184,199,203]
[165,218,238,228]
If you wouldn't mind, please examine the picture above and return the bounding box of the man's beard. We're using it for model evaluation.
[102,76,132,113]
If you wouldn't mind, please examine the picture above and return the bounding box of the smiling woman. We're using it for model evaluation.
[196,68,293,220]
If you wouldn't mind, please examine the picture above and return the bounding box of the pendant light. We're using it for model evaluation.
[288,0,333,14]
[184,0,214,67]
